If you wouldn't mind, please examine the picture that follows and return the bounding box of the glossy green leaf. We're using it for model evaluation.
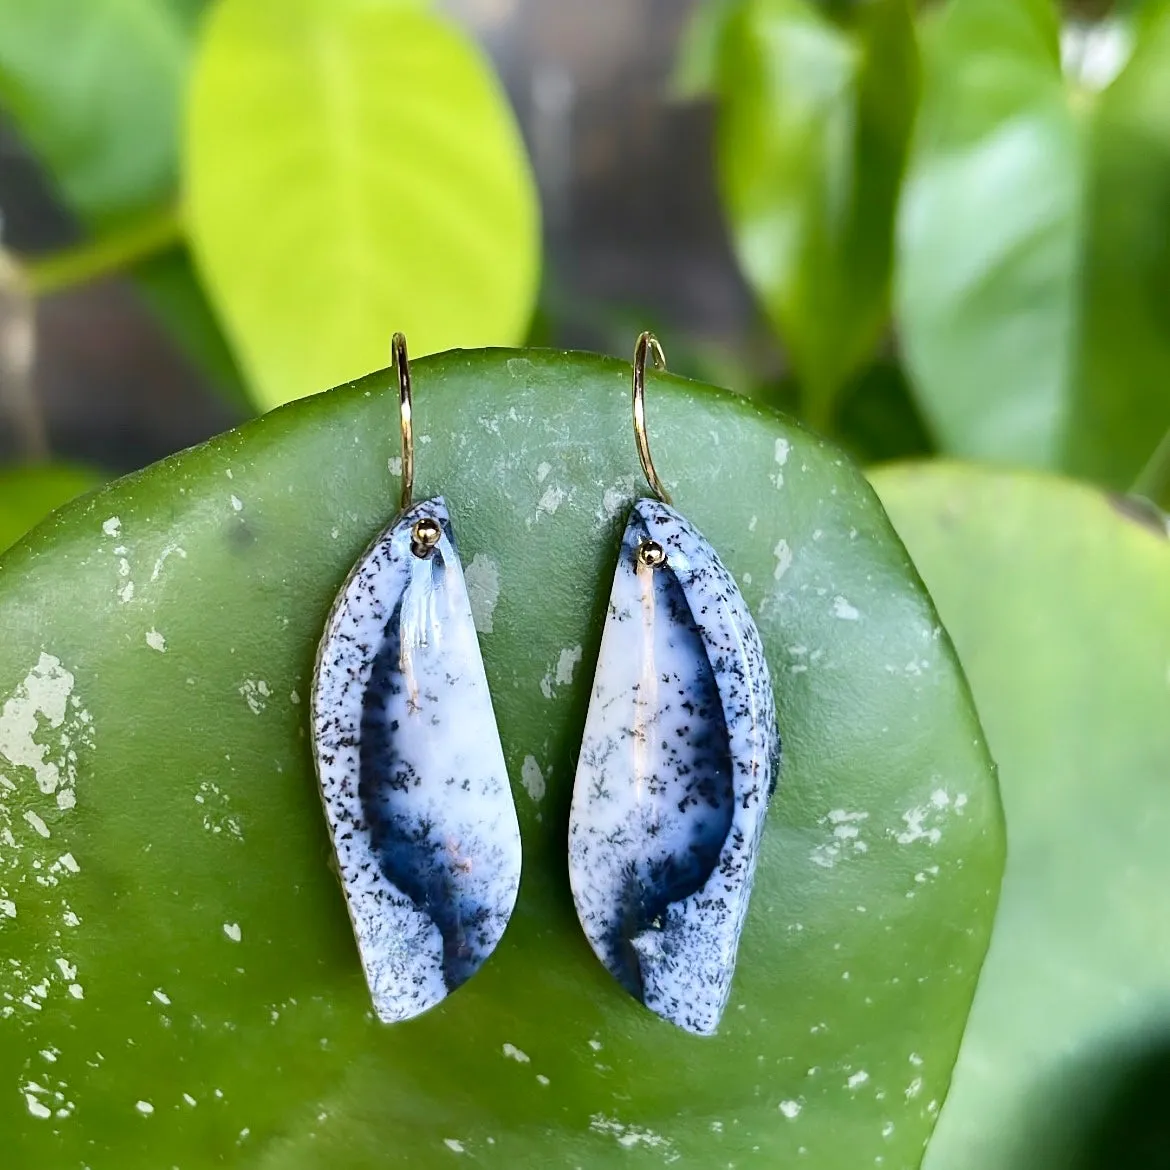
[0,465,100,554]
[0,0,203,228]
[715,0,918,429]
[897,0,1170,489]
[0,350,999,1166]
[874,463,1170,1170]
[185,0,540,411]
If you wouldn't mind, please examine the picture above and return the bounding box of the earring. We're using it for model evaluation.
[568,333,781,1037]
[311,333,522,1024]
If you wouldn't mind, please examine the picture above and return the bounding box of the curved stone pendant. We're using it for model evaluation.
[568,498,781,1036]
[311,497,521,1023]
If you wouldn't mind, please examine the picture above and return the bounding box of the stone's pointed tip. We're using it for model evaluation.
[372,989,442,1026]
[680,1018,720,1039]
[373,1002,401,1026]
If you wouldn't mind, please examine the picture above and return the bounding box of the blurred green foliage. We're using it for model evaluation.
[1,0,538,412]
[0,0,247,400]
[691,0,1170,498]
[898,0,1170,492]
[3,0,1167,500]
[184,0,540,409]
[715,0,918,431]
[0,464,100,552]
[0,0,200,227]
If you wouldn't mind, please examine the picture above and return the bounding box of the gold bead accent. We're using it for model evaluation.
[637,539,667,569]
[411,517,442,558]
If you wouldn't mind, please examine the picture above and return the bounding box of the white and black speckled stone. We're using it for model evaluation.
[311,497,521,1024]
[569,498,781,1036]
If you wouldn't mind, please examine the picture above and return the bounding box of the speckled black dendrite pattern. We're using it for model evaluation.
[569,498,781,1035]
[311,497,521,1023]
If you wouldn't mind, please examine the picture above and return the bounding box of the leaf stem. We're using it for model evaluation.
[22,206,185,298]
[1131,428,1170,511]
[0,249,47,459]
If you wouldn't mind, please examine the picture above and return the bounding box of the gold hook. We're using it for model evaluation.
[392,332,414,513]
[632,331,672,506]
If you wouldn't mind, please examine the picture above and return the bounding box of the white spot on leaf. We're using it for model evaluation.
[0,653,80,797]
[520,757,546,803]
[895,806,943,846]
[464,555,501,635]
[589,1115,675,1154]
[602,475,637,520]
[833,596,860,621]
[23,811,49,839]
[24,1093,51,1119]
[239,679,270,715]
[150,544,187,582]
[537,485,565,516]
[773,539,793,580]
[811,809,869,867]
[145,629,166,653]
[771,438,790,488]
[555,645,582,686]
[0,654,92,1010]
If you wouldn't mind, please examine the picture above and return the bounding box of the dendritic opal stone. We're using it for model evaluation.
[569,498,781,1036]
[311,497,521,1024]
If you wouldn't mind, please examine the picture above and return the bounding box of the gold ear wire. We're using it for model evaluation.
[392,332,414,513]
[632,331,672,506]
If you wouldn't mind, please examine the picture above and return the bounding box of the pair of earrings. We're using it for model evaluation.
[310,333,781,1037]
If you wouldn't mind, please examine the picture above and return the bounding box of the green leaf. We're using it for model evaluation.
[185,0,540,411]
[671,0,743,100]
[715,0,919,429]
[0,0,203,228]
[0,0,252,405]
[897,0,1170,489]
[0,350,998,1166]
[0,465,100,553]
[873,463,1170,1170]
